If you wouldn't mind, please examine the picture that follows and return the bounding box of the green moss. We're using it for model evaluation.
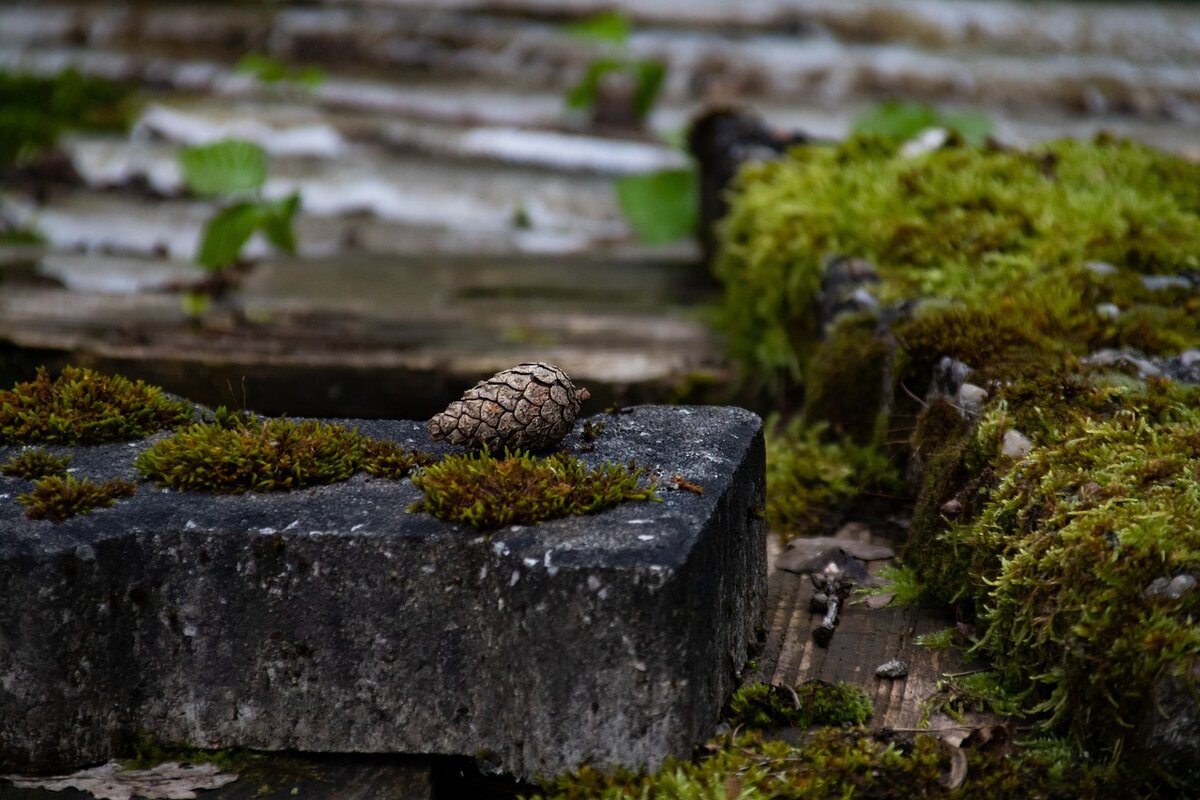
[766,416,900,535]
[725,680,873,730]
[534,727,1124,799]
[18,474,135,522]
[0,366,195,445]
[0,68,136,167]
[136,413,429,493]
[921,670,1024,725]
[0,447,71,479]
[913,627,956,650]
[360,437,436,479]
[803,315,892,443]
[408,449,658,531]
[715,136,1200,392]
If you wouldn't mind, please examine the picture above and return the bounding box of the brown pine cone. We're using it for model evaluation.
[428,362,591,451]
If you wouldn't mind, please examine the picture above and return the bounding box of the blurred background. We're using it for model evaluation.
[2,0,1198,419]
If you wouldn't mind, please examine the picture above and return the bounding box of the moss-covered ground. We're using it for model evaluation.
[689,132,1200,794]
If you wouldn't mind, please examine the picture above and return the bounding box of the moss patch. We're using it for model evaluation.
[409,449,658,531]
[714,135,1200,392]
[765,416,899,536]
[1,366,194,445]
[1,447,71,479]
[18,474,135,522]
[135,412,431,493]
[725,680,873,730]
[533,728,1119,799]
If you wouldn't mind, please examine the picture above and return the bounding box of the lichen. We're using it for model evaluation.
[409,449,658,530]
[18,474,135,522]
[0,366,194,445]
[0,447,71,479]
[725,680,873,730]
[135,411,431,493]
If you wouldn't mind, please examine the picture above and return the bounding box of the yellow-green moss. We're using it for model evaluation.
[765,417,900,536]
[18,474,135,522]
[533,727,1120,800]
[135,412,432,493]
[715,135,1200,392]
[725,680,873,730]
[0,366,194,445]
[409,449,658,531]
[0,447,71,479]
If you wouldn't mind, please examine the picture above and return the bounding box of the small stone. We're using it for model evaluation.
[1002,429,1033,460]
[1166,575,1197,600]
[941,498,963,516]
[1095,302,1121,320]
[901,127,949,158]
[1084,260,1118,276]
[875,659,909,679]
[954,383,988,418]
[866,592,895,610]
[428,362,591,451]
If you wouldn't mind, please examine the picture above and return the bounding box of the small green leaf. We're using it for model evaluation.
[563,11,630,44]
[851,101,941,141]
[940,109,995,145]
[259,192,301,253]
[614,167,697,244]
[180,139,267,196]
[196,201,263,269]
[631,60,665,118]
[852,101,994,145]
[565,58,624,111]
[181,291,212,318]
[235,53,326,88]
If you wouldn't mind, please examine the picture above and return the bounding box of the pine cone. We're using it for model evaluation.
[428,362,591,451]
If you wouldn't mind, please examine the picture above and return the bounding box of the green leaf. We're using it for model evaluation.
[851,101,941,141]
[181,291,212,318]
[259,192,301,254]
[196,202,264,269]
[565,58,624,111]
[563,11,630,44]
[940,109,995,145]
[235,53,326,88]
[852,101,994,145]
[614,168,697,244]
[630,60,665,118]
[179,139,267,196]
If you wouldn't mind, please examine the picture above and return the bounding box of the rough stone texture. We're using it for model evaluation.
[0,406,765,779]
[428,362,591,451]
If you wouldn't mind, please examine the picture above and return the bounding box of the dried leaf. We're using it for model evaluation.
[3,761,238,800]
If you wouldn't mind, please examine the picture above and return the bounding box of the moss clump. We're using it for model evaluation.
[725,680,873,730]
[409,449,658,530]
[715,136,1200,391]
[1,366,194,445]
[361,437,437,479]
[136,413,430,493]
[0,447,71,479]
[18,474,135,522]
[534,728,1119,799]
[0,68,135,167]
[946,408,1200,754]
[766,417,899,535]
[803,315,893,443]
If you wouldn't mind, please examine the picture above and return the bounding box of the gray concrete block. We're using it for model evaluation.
[0,406,765,779]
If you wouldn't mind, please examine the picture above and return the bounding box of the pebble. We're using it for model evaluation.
[1002,429,1033,459]
[875,659,909,679]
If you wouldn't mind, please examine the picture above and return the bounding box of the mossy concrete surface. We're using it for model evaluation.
[0,406,765,779]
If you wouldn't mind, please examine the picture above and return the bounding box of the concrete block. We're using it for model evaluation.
[0,406,765,778]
